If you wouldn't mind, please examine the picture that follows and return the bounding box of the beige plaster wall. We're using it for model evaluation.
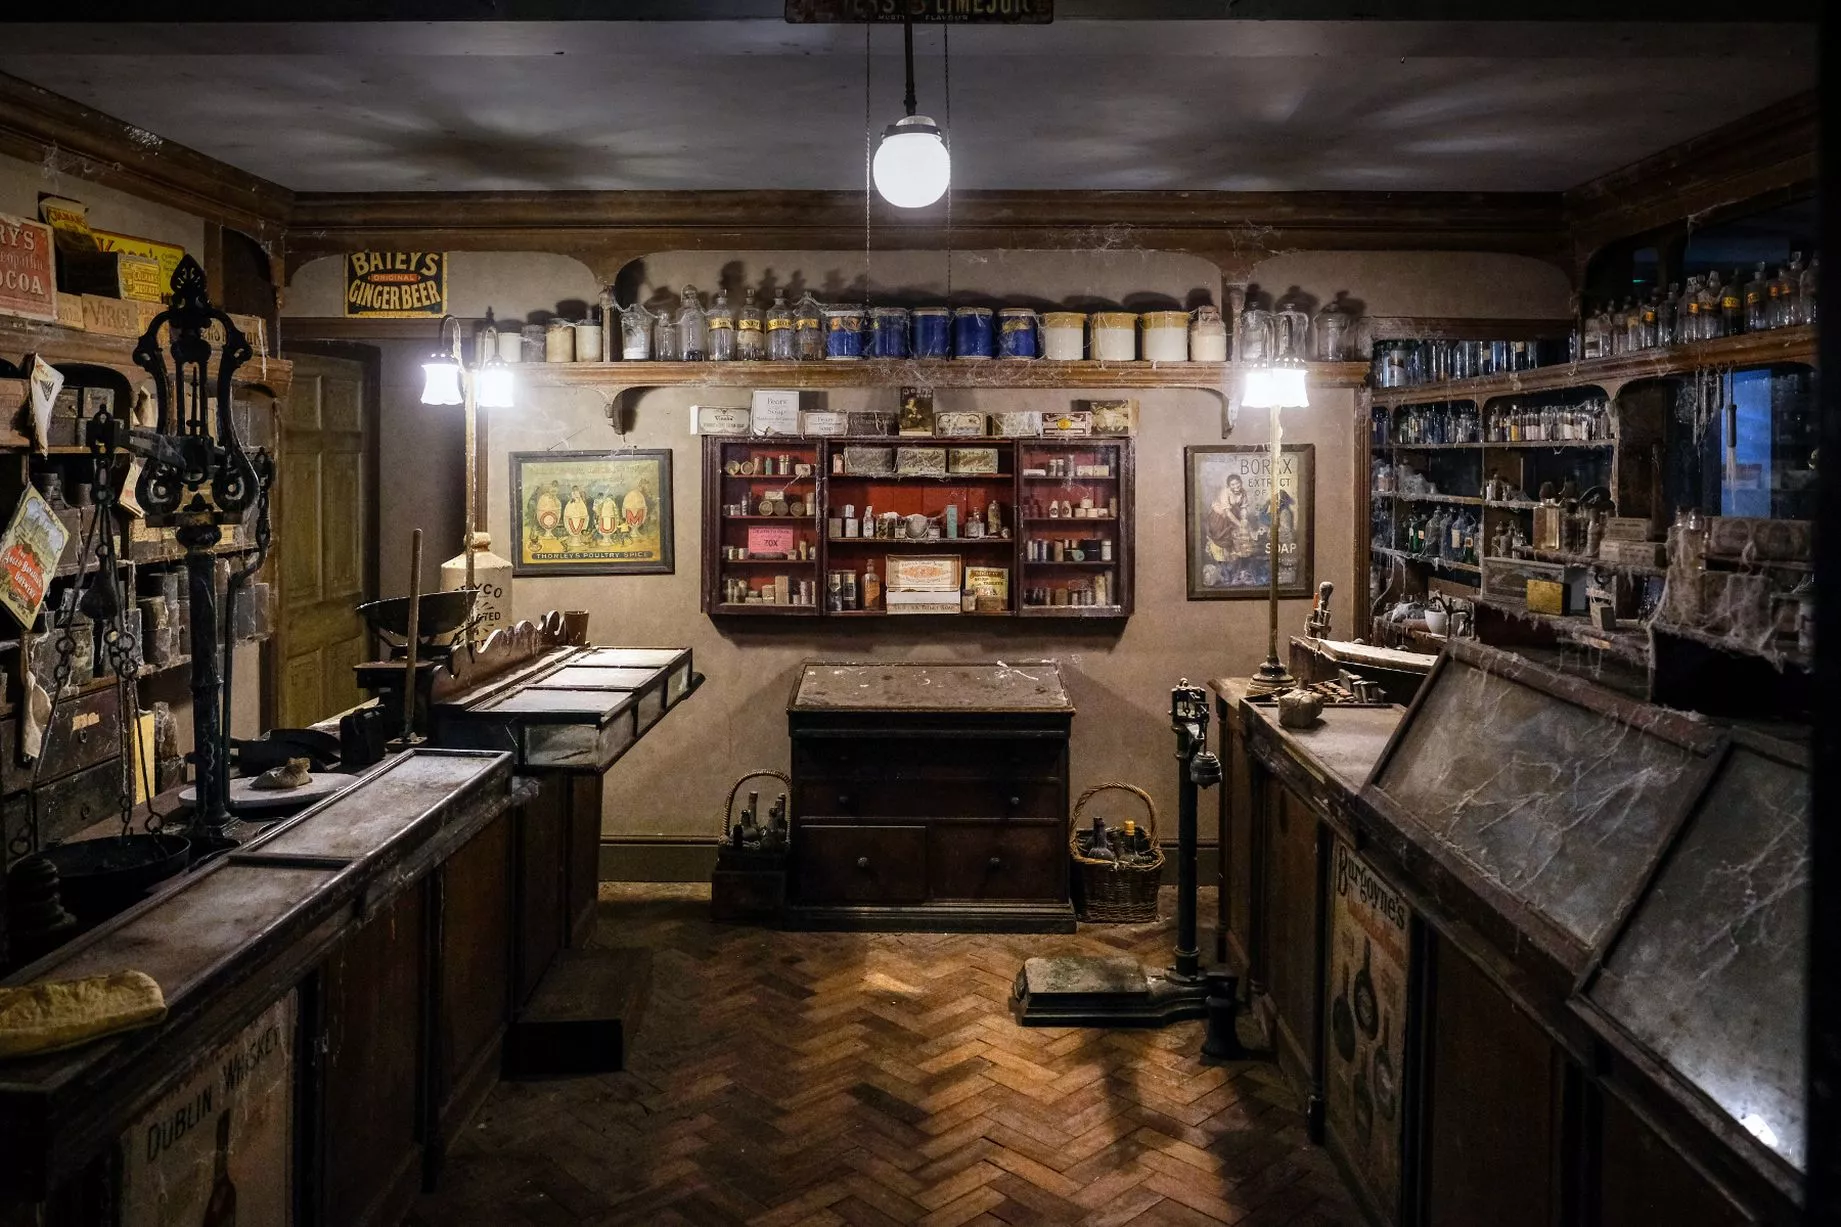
[284,244,1560,849]
[0,151,207,257]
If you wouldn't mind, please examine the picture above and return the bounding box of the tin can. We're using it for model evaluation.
[1090,311,1137,361]
[870,307,910,359]
[997,307,1040,360]
[823,306,865,360]
[910,307,951,358]
[1141,311,1189,362]
[953,307,995,359]
[1041,311,1085,360]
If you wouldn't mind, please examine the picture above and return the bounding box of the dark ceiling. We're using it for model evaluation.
[0,16,1818,194]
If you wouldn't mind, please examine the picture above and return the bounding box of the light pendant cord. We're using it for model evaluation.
[864,17,873,298]
[944,21,953,301]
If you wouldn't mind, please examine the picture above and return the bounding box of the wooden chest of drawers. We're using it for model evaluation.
[786,661,1075,932]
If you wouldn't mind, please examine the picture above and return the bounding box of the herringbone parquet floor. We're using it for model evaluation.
[406,884,1362,1227]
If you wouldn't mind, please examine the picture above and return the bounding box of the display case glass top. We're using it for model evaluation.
[790,661,1072,714]
[1364,642,1719,960]
[1586,731,1809,1175]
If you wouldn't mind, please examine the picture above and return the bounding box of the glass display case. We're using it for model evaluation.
[707,438,823,614]
[1362,640,1723,967]
[1018,439,1130,615]
[1583,726,1809,1179]
[701,435,1135,619]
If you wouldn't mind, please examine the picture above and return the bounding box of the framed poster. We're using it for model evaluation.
[1184,444,1314,600]
[0,212,57,323]
[511,450,674,576]
[119,992,294,1227]
[1324,840,1412,1219]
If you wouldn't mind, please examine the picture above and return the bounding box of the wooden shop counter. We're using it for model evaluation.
[1214,640,1806,1227]
[0,747,526,1227]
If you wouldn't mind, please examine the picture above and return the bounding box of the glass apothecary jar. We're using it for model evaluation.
[794,292,825,361]
[707,287,736,361]
[766,291,797,360]
[677,285,709,361]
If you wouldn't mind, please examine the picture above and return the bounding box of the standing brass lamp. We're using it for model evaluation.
[1240,352,1310,695]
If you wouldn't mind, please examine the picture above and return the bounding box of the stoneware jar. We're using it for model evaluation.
[1040,311,1085,360]
[1140,310,1190,362]
[1090,311,1137,361]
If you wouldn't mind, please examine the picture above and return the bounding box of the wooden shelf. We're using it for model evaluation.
[1022,559,1117,568]
[1022,517,1118,524]
[1499,548,1666,579]
[1019,605,1127,617]
[1387,440,1613,452]
[1369,326,1816,408]
[1373,546,1481,576]
[721,514,820,522]
[829,472,1015,483]
[1389,492,1483,506]
[827,537,1014,548]
[0,314,292,402]
[829,608,1013,618]
[721,557,819,565]
[525,357,1369,393]
[1473,595,1650,666]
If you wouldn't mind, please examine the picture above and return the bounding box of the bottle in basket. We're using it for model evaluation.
[1087,816,1118,861]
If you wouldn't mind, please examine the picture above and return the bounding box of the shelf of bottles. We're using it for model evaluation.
[1370,393,1620,593]
[701,436,1136,618]
[1018,440,1130,615]
[822,443,1020,617]
[1581,251,1818,362]
[710,439,823,614]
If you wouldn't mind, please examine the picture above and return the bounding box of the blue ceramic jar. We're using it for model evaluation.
[997,307,1040,360]
[870,307,910,359]
[910,307,951,358]
[823,306,865,360]
[953,307,995,359]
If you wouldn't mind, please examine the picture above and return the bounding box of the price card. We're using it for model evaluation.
[750,390,801,436]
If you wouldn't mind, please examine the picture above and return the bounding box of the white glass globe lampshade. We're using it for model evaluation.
[476,357,516,409]
[420,353,464,407]
[873,116,950,209]
[1241,363,1309,410]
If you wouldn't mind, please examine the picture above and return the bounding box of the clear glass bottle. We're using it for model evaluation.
[1274,292,1312,361]
[1719,271,1743,336]
[675,285,708,361]
[736,289,765,360]
[1698,273,1723,339]
[1680,276,1702,343]
[1744,262,1771,332]
[766,290,797,360]
[706,287,736,361]
[1638,291,1658,351]
[1657,283,1678,347]
[1773,254,1803,328]
[654,297,681,360]
[619,301,654,360]
[1799,254,1819,326]
[793,292,825,361]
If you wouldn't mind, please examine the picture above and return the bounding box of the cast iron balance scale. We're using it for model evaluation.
[1010,680,1240,1056]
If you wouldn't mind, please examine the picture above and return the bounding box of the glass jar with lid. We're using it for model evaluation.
[736,289,765,360]
[1237,304,1273,364]
[619,301,654,360]
[1314,295,1351,361]
[1274,291,1312,361]
[676,285,708,361]
[653,296,680,360]
[706,287,736,361]
[766,291,797,360]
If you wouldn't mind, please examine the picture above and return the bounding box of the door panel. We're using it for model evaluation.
[276,352,375,727]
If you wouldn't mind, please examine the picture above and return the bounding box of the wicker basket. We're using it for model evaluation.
[1068,781,1163,924]
[717,770,792,869]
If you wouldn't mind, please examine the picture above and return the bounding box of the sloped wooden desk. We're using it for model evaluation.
[787,660,1075,933]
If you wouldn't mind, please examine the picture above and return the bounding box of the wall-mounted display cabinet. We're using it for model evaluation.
[701,435,1135,620]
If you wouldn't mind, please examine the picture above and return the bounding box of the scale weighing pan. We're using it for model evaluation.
[181,772,362,813]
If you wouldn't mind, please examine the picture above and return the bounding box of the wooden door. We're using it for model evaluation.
[274,350,376,727]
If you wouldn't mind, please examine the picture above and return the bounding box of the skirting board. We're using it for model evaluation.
[600,838,1221,887]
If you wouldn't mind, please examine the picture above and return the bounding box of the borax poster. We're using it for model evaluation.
[119,993,294,1226]
[344,251,446,318]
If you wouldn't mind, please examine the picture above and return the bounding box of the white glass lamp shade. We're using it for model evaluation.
[873,116,950,209]
[1241,363,1310,410]
[476,357,516,409]
[420,354,464,407]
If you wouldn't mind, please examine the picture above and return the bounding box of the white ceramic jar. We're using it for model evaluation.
[1090,311,1137,361]
[1140,310,1190,362]
[1040,311,1086,360]
[1189,306,1229,361]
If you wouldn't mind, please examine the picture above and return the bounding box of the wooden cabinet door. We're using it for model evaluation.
[274,350,375,727]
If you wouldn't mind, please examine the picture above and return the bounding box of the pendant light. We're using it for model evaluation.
[872,16,950,209]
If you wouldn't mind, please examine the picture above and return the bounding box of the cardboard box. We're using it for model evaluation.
[1526,577,1566,616]
[895,446,947,477]
[887,555,960,591]
[885,589,961,614]
[81,294,141,338]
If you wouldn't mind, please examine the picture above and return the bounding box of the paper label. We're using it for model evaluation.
[693,404,752,435]
[27,355,62,453]
[750,390,801,436]
[0,485,71,628]
[0,213,57,322]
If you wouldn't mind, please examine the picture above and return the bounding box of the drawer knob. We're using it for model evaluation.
[989,856,1003,870]
[856,856,871,870]
[1007,795,1021,808]
[837,793,851,808]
